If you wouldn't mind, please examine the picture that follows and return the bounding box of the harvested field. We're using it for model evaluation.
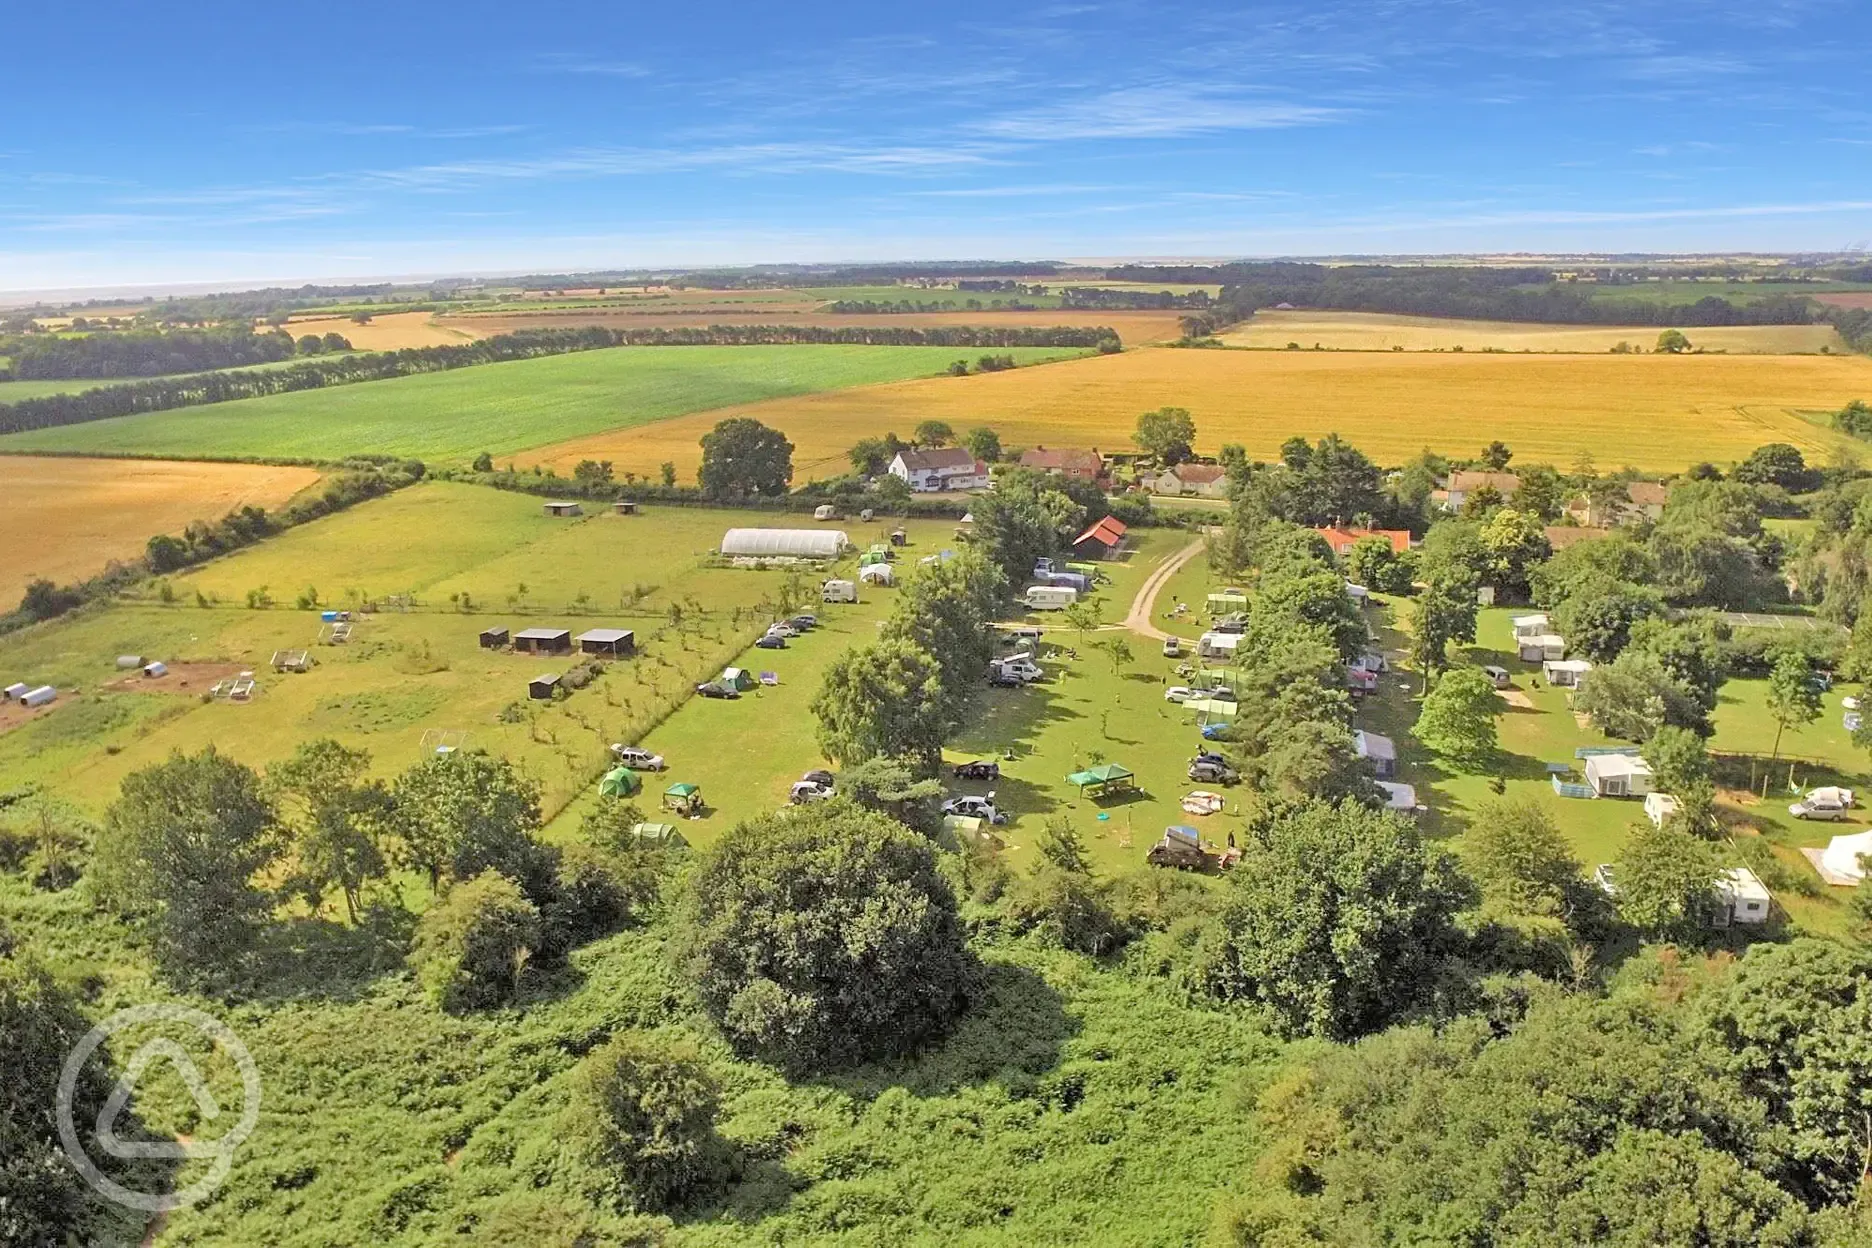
[284,310,479,350]
[1816,292,1872,309]
[1219,310,1846,354]
[0,456,321,594]
[525,345,1872,479]
[444,307,1185,345]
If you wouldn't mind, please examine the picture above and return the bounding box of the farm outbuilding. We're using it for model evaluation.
[543,501,583,517]
[115,655,143,670]
[614,501,639,515]
[479,627,510,649]
[1072,515,1129,559]
[3,682,29,701]
[513,628,572,654]
[21,685,57,708]
[142,661,168,678]
[1585,753,1652,798]
[720,528,849,559]
[528,674,561,700]
[576,628,635,656]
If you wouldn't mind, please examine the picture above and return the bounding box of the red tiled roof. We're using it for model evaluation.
[1074,515,1128,548]
[1315,526,1411,555]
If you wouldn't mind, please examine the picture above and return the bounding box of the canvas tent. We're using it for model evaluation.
[1067,762,1135,799]
[1206,591,1248,613]
[599,766,642,797]
[720,528,849,559]
[859,563,893,586]
[630,822,687,849]
[719,667,756,692]
[1184,697,1238,719]
[1820,830,1872,884]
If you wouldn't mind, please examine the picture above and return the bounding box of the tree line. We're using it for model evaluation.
[0,323,1119,438]
[1,325,302,380]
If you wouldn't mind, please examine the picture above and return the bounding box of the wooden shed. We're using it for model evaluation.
[478,627,510,650]
[513,627,572,654]
[543,501,583,517]
[528,674,561,700]
[576,628,636,657]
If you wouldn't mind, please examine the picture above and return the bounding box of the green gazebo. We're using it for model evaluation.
[663,782,703,814]
[1066,762,1136,800]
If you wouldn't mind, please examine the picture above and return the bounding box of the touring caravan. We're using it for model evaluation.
[1025,585,1079,611]
[821,579,858,603]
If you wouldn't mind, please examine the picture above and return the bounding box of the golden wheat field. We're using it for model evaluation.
[283,311,480,350]
[1220,310,1847,354]
[522,345,1872,480]
[0,456,322,594]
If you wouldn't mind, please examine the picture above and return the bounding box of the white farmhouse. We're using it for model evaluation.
[888,448,990,492]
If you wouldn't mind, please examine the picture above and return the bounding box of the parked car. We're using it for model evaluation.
[789,779,835,804]
[695,681,739,699]
[609,745,666,771]
[755,634,786,649]
[1162,637,1181,657]
[1004,627,1043,646]
[987,670,1022,688]
[1482,665,1511,689]
[1188,759,1238,784]
[1790,786,1855,820]
[801,769,835,789]
[1191,751,1228,768]
[954,760,1001,780]
[788,614,818,631]
[1164,686,1195,703]
[942,794,1008,824]
[766,621,799,637]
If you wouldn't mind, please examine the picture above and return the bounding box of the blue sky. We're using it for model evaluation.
[3,0,1869,291]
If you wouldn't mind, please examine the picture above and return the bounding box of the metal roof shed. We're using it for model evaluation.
[576,628,636,656]
[478,626,510,649]
[543,501,583,517]
[513,627,572,653]
[528,674,561,700]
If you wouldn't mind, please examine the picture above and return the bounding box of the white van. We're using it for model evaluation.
[821,579,857,603]
[1025,585,1078,611]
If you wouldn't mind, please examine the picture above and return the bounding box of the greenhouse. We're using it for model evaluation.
[719,528,850,559]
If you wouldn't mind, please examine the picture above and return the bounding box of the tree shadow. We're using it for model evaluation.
[243,910,416,1003]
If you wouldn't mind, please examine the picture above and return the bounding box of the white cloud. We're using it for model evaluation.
[978,86,1343,140]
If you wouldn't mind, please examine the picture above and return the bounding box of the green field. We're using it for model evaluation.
[0,344,1082,464]
[0,483,971,820]
[1577,279,1872,305]
[0,355,342,403]
[807,285,1065,308]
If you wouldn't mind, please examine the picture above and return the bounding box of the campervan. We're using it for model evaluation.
[1025,585,1078,611]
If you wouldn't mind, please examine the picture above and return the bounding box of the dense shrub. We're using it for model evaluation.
[409,870,541,1012]
[566,1031,727,1212]
[676,800,976,1073]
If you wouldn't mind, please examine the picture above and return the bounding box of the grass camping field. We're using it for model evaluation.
[0,344,1084,464]
[0,456,322,596]
[528,342,1872,480]
[1220,310,1846,354]
[0,483,974,823]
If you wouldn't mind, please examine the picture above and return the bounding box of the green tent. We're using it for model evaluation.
[1066,762,1136,799]
[663,782,703,813]
[630,822,688,849]
[599,766,641,797]
[860,550,888,567]
[1207,592,1248,612]
[1184,698,1239,719]
[720,667,756,692]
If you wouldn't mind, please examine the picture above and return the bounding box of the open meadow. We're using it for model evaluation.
[445,306,1187,345]
[0,455,322,596]
[1220,309,1846,354]
[528,342,1872,479]
[0,482,982,823]
[0,344,1084,464]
